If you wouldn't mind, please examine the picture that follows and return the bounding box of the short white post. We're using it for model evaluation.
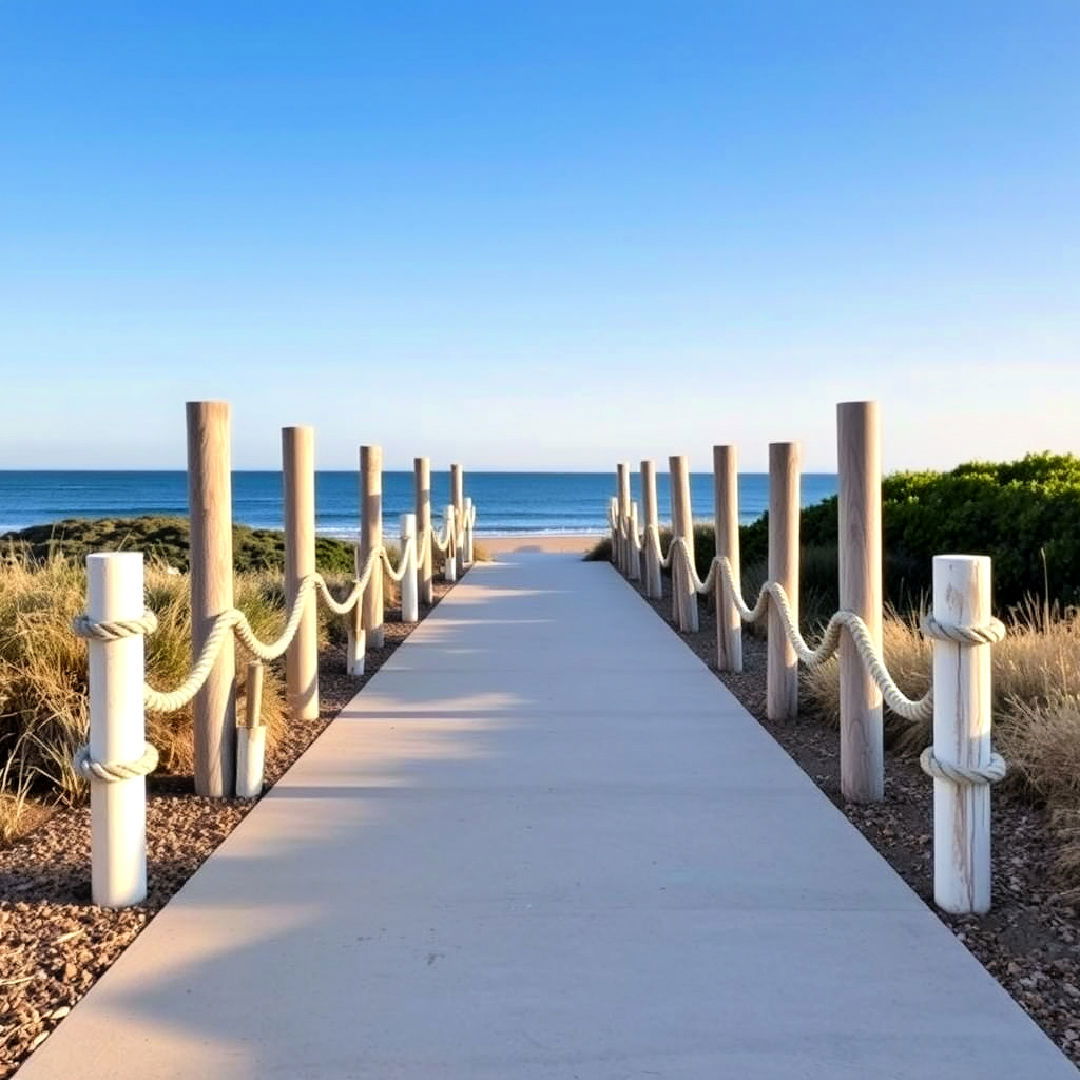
[86,552,149,907]
[838,402,883,803]
[443,505,458,582]
[399,513,420,622]
[345,584,365,677]
[616,463,631,575]
[767,442,800,721]
[236,661,266,799]
[931,555,995,914]
[669,455,698,632]
[713,445,742,673]
[627,501,641,581]
[640,460,662,599]
[463,496,475,565]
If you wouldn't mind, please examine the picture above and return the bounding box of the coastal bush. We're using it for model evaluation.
[0,516,357,575]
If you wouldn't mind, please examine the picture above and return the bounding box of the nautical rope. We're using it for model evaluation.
[380,542,412,584]
[919,747,1007,786]
[72,610,159,641]
[72,741,159,783]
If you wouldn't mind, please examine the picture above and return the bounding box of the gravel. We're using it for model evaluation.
[0,580,454,1078]
[639,574,1080,1067]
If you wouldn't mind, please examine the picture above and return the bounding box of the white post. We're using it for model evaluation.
[443,506,458,582]
[767,442,800,721]
[236,661,266,799]
[640,460,662,599]
[931,555,995,914]
[627,501,641,581]
[609,497,619,565]
[616,463,631,575]
[86,552,148,907]
[360,444,385,650]
[669,455,698,632]
[713,445,742,673]
[450,464,465,578]
[400,513,420,622]
[346,578,365,677]
[463,497,475,564]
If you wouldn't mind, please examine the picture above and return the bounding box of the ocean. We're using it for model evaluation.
[0,471,838,538]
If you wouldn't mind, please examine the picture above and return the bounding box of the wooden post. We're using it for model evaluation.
[443,506,458,582]
[837,402,883,802]
[187,400,236,797]
[360,445,384,650]
[616,463,631,575]
[669,455,698,632]
[767,442,800,721]
[283,426,319,721]
[345,587,365,676]
[400,513,420,622]
[609,497,619,564]
[627,501,641,581]
[414,457,433,605]
[931,556,995,914]
[236,661,266,799]
[85,552,148,907]
[640,460,662,599]
[713,445,742,672]
[450,463,465,577]
[463,496,475,565]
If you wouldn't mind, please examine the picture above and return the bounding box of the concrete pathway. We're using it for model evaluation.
[19,555,1076,1078]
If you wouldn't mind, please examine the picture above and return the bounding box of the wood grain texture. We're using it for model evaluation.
[837,402,883,802]
[766,442,799,721]
[713,445,742,673]
[187,401,236,797]
[283,426,319,721]
[640,460,662,598]
[669,455,698,632]
[360,445,385,650]
[414,457,433,604]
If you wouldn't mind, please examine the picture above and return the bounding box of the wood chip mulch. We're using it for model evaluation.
[631,569,1080,1067]
[0,580,455,1078]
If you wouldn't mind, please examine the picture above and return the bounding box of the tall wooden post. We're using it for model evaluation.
[443,506,458,582]
[450,463,465,577]
[187,401,236,797]
[713,445,742,672]
[283,426,319,721]
[85,552,148,906]
[640,460,662,598]
[360,445,384,650]
[767,442,800,721]
[837,402,883,802]
[931,556,994,914]
[414,457,433,605]
[669,455,698,632]
[627,501,641,581]
[615,462,631,575]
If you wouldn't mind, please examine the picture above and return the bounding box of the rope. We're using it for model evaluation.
[72,611,159,641]
[73,741,158,783]
[380,542,412,584]
[919,747,1007,786]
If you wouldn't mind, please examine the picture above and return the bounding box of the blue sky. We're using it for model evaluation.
[2,1,1078,471]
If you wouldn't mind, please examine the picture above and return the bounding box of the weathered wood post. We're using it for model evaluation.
[837,402,883,802]
[463,496,475,564]
[640,460,662,599]
[931,555,996,914]
[443,505,458,582]
[187,400,236,797]
[400,513,420,622]
[450,463,465,577]
[84,552,149,906]
[627,501,641,581]
[360,444,384,650]
[615,463,631,575]
[414,457,433,605]
[767,442,800,721]
[713,445,742,672]
[669,455,698,632]
[609,497,619,564]
[283,425,319,721]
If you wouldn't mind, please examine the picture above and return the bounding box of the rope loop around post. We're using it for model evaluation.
[72,610,159,641]
[919,747,1007,786]
[73,741,159,783]
[920,614,1007,646]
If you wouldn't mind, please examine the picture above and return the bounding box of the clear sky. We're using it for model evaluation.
[2,2,1078,472]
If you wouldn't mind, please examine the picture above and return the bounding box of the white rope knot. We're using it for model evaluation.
[72,610,159,641]
[920,614,1007,646]
[919,747,1007,786]
[73,741,159,783]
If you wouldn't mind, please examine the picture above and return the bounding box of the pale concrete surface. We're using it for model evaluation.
[19,555,1077,1079]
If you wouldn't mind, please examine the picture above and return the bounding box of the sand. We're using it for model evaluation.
[477,533,603,556]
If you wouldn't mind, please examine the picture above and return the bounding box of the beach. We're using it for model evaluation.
[480,532,603,556]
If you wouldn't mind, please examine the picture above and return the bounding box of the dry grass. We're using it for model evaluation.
[0,555,364,842]
[802,602,1080,890]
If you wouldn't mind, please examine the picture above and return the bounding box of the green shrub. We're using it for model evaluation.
[1,516,356,575]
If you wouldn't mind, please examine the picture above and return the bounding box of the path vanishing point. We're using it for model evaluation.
[18,554,1077,1078]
